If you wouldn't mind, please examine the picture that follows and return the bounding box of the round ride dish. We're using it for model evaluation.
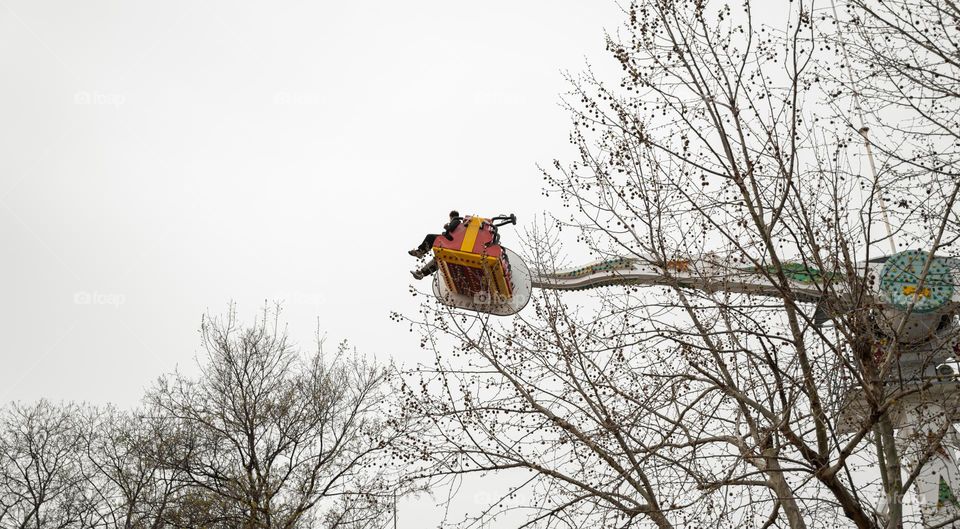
[432,247,532,316]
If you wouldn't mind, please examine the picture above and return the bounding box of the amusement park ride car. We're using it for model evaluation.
[419,213,960,527]
[428,214,532,316]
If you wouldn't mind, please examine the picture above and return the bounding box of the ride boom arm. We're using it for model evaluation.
[531,256,830,301]
[531,251,960,315]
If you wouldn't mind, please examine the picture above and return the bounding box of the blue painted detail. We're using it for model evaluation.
[880,250,955,313]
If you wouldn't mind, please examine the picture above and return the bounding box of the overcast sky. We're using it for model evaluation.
[0,0,628,404]
[0,3,629,525]
[3,1,876,526]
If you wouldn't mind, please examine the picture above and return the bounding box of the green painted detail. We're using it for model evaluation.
[551,257,638,279]
[938,476,960,510]
[774,262,825,283]
[880,250,955,314]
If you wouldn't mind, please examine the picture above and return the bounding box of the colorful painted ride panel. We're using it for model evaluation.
[432,216,514,301]
[432,247,532,316]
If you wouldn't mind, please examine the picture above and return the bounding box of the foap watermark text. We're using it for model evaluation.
[74,291,126,307]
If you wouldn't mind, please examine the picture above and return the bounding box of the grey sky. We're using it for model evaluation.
[1,4,629,525]
[1,1,623,407]
[1,2,877,527]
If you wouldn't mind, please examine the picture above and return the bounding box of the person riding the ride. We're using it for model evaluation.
[409,210,461,280]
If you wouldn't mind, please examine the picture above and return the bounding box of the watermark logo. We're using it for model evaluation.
[274,291,323,307]
[472,491,492,505]
[472,90,524,106]
[73,91,126,108]
[473,290,491,305]
[273,91,322,106]
[473,290,504,306]
[74,291,126,307]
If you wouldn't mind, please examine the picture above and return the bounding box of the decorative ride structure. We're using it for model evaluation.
[417,215,960,526]
[532,249,960,527]
[429,214,532,316]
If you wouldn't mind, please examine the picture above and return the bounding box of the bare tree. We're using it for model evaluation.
[77,405,185,529]
[0,401,98,529]
[397,1,960,528]
[146,304,404,529]
[837,0,960,185]
[0,306,410,529]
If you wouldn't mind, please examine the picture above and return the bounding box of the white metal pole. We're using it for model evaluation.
[829,0,897,256]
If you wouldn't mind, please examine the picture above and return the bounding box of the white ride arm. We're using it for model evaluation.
[531,255,833,302]
[532,252,960,315]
